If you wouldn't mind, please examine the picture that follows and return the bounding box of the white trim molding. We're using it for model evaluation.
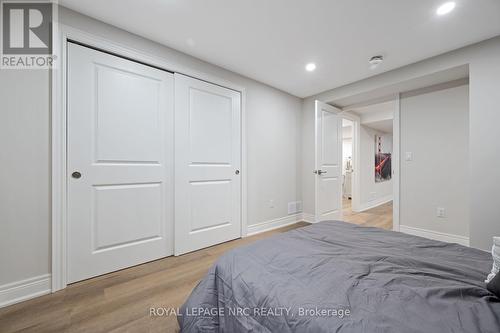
[301,212,316,223]
[0,274,51,308]
[339,111,361,213]
[392,94,401,232]
[399,225,470,247]
[246,214,303,236]
[354,195,393,213]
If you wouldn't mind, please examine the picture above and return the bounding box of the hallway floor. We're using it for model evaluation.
[342,198,393,230]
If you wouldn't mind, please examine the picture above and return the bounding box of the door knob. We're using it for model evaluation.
[235,170,240,175]
[72,171,82,179]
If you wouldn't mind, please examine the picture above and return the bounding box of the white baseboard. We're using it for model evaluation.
[247,213,304,236]
[301,212,315,223]
[0,274,51,308]
[399,225,470,247]
[355,195,393,212]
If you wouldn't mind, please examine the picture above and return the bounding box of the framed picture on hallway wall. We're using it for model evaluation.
[375,135,391,183]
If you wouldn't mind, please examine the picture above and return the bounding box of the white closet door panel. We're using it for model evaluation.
[175,74,241,255]
[67,43,174,283]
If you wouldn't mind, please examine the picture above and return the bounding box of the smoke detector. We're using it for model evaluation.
[369,55,384,67]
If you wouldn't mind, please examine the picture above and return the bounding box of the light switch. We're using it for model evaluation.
[405,152,413,161]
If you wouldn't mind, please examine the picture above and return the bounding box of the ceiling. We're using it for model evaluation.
[350,100,394,134]
[364,119,393,134]
[60,0,500,98]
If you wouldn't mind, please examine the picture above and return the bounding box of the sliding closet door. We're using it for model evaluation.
[67,43,174,283]
[174,74,241,255]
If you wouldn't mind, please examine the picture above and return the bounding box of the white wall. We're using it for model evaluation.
[0,70,50,286]
[0,6,302,288]
[400,84,469,238]
[358,126,393,211]
[301,98,316,215]
[246,83,302,226]
[303,36,500,250]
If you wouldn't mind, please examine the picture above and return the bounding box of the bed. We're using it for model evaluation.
[178,221,500,332]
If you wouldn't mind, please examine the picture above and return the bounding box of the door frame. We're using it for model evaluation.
[392,95,401,232]
[51,25,248,292]
[338,111,361,214]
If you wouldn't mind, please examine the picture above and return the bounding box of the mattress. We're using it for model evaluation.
[178,221,500,332]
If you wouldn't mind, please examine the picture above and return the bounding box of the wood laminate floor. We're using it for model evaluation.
[0,202,392,333]
[342,198,393,230]
[0,222,308,333]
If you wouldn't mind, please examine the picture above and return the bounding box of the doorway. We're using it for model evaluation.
[341,100,397,230]
[313,98,397,230]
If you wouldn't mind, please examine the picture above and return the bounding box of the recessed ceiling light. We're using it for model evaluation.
[305,63,316,72]
[436,2,456,16]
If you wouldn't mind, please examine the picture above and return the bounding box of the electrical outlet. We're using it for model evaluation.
[437,207,446,218]
[405,152,413,161]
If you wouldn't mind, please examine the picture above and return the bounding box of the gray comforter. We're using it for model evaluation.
[178,221,500,332]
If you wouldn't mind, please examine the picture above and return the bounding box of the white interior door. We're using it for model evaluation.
[314,100,342,221]
[67,43,174,283]
[175,74,241,255]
